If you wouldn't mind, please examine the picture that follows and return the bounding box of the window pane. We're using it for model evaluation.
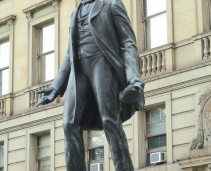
[42,24,54,53]
[146,0,166,17]
[146,107,166,123]
[148,135,166,149]
[45,53,54,81]
[89,147,104,160]
[38,134,50,146]
[37,146,50,159]
[147,13,167,49]
[38,157,50,170]
[88,131,104,148]
[146,107,166,136]
[147,121,166,136]
[0,69,9,96]
[0,41,9,69]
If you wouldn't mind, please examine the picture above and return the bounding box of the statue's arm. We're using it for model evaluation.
[51,35,71,97]
[35,35,71,106]
[111,0,141,84]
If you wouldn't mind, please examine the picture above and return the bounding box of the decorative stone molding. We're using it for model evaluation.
[52,0,59,10]
[190,86,211,150]
[29,84,51,108]
[0,98,6,117]
[177,154,211,170]
[7,19,14,28]
[26,11,33,20]
[205,164,211,171]
[0,15,16,28]
[139,43,173,77]
[0,94,13,118]
[22,0,61,20]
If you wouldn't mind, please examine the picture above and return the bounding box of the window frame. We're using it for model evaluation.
[26,123,54,171]
[0,143,4,170]
[87,130,105,166]
[144,105,168,166]
[140,0,173,51]
[144,0,167,50]
[36,134,51,171]
[0,134,8,171]
[23,0,60,86]
[0,15,16,97]
[36,21,55,83]
[145,106,167,154]
[0,39,10,96]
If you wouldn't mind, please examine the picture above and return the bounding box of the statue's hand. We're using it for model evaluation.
[129,77,145,90]
[35,86,59,107]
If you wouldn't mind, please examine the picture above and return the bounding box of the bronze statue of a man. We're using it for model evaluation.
[36,0,145,170]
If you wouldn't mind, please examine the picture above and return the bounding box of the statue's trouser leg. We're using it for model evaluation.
[63,70,92,171]
[79,55,134,171]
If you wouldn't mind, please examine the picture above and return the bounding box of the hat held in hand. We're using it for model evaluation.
[119,82,145,111]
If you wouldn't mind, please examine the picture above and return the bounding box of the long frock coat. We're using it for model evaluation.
[51,0,141,130]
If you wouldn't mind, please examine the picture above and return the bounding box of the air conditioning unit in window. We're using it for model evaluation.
[90,163,103,171]
[150,152,167,164]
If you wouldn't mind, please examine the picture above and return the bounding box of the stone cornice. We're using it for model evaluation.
[0,15,16,26]
[0,103,64,135]
[144,61,211,84]
[0,113,63,135]
[22,0,60,14]
[145,75,211,98]
[139,43,174,57]
[144,61,211,98]
[177,154,211,169]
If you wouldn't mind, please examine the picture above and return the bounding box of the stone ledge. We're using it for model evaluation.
[177,154,211,169]
[144,61,211,83]
[0,101,63,123]
[139,43,174,57]
[22,0,60,13]
[145,75,211,98]
[0,15,16,26]
[1,113,62,134]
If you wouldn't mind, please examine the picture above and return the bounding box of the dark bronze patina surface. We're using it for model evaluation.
[36,0,145,170]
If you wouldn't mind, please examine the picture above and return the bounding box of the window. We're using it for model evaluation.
[37,134,50,171]
[146,107,166,165]
[145,0,167,49]
[26,124,54,171]
[88,131,104,170]
[37,23,55,82]
[88,131,104,161]
[23,0,60,86]
[0,144,3,171]
[0,40,9,96]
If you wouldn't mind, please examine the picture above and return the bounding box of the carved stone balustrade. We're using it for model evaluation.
[29,85,49,108]
[0,98,6,117]
[193,31,211,61]
[202,37,210,59]
[25,81,64,109]
[28,83,51,108]
[139,44,174,77]
[0,94,12,118]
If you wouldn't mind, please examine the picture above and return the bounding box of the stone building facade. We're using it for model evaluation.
[0,0,211,171]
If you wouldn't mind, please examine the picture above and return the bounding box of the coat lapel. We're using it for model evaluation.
[70,4,82,57]
[89,0,104,21]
